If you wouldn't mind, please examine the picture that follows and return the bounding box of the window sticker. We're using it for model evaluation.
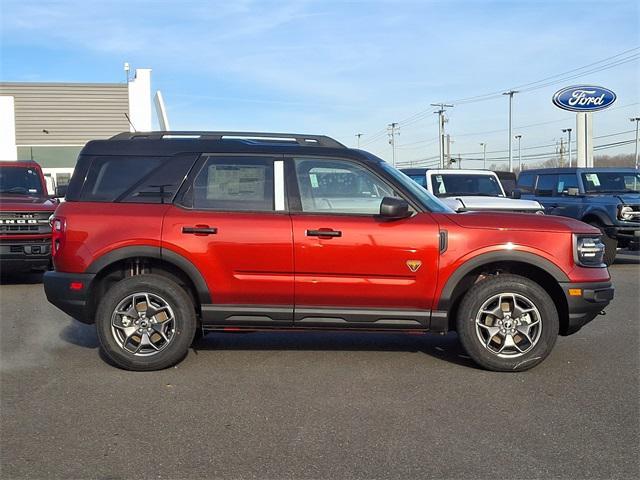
[557,181,565,192]
[585,173,600,186]
[309,173,319,188]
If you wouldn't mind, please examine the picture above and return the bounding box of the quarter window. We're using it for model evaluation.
[191,157,276,211]
[294,158,401,214]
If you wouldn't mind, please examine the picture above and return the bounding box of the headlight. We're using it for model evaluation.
[573,235,605,267]
[619,205,638,221]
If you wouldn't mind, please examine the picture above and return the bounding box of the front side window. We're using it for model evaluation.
[581,172,640,193]
[0,167,44,196]
[430,174,503,197]
[191,156,275,211]
[294,158,400,214]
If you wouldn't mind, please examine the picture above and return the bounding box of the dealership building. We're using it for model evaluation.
[0,68,153,190]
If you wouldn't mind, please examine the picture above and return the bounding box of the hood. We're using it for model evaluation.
[616,193,640,204]
[442,196,543,212]
[0,195,58,212]
[447,211,599,234]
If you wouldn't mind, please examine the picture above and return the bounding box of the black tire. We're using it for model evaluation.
[96,274,197,371]
[587,223,617,266]
[456,274,559,372]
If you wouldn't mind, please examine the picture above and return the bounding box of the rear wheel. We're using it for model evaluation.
[96,274,197,371]
[456,274,559,372]
[588,222,617,265]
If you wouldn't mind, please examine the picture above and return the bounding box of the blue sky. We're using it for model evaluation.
[1,0,638,168]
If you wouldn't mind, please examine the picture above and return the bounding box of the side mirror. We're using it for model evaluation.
[511,189,522,199]
[567,187,580,196]
[55,185,68,198]
[379,197,410,220]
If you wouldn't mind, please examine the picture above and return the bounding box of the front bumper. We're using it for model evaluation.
[0,238,51,272]
[43,271,96,324]
[604,225,640,243]
[560,281,614,335]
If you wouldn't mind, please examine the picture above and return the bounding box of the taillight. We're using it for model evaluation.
[51,216,65,257]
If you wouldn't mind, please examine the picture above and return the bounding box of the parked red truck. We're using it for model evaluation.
[0,160,57,273]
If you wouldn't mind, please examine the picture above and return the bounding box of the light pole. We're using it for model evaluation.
[355,133,363,149]
[480,142,487,169]
[503,90,518,172]
[631,117,640,170]
[515,135,522,171]
[562,128,573,167]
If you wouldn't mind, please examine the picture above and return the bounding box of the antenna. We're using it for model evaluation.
[124,112,137,132]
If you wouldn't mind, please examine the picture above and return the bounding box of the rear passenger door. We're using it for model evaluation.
[162,155,294,326]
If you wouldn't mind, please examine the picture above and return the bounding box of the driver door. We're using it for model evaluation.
[288,157,440,327]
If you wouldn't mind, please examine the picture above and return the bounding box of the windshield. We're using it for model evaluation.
[581,172,640,193]
[0,167,44,195]
[380,163,454,213]
[431,173,504,197]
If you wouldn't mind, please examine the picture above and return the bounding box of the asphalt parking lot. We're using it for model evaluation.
[1,253,638,480]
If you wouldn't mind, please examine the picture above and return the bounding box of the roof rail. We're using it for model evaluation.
[109,131,346,148]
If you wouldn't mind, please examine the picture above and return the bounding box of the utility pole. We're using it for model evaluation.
[445,134,451,168]
[562,128,572,167]
[480,142,487,169]
[631,117,640,169]
[558,138,566,166]
[355,133,363,149]
[387,123,399,167]
[502,90,518,172]
[515,135,522,172]
[431,103,453,168]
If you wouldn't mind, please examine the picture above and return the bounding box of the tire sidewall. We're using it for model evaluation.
[96,274,196,371]
[457,274,559,372]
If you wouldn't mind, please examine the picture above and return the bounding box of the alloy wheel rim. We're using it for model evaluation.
[474,292,542,358]
[111,292,176,356]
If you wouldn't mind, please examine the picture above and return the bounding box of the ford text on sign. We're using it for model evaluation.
[552,85,616,112]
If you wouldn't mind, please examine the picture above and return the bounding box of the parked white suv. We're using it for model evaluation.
[401,168,544,213]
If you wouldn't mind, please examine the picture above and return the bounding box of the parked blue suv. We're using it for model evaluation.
[517,167,640,265]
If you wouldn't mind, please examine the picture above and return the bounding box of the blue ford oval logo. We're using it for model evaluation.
[552,85,616,112]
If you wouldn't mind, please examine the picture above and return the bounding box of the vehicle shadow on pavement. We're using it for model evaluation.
[0,272,44,285]
[192,331,479,369]
[60,320,99,348]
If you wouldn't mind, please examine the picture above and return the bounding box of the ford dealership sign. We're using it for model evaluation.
[552,85,616,112]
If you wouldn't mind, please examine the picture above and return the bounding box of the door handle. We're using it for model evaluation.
[182,226,217,235]
[306,229,342,238]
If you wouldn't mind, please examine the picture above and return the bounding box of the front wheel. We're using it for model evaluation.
[96,274,197,371]
[456,274,559,372]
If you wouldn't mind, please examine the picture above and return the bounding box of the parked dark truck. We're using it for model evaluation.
[0,161,57,273]
[518,167,640,265]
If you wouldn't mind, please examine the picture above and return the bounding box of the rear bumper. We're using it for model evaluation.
[561,281,614,335]
[43,271,96,324]
[0,238,51,272]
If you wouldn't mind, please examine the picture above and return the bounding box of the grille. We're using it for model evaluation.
[0,212,52,234]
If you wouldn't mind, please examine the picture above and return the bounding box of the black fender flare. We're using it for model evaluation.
[437,250,569,310]
[581,207,613,226]
[86,246,211,303]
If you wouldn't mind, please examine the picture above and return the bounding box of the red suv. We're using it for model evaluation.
[1,160,57,273]
[44,132,614,371]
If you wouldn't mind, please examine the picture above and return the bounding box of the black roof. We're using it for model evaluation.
[80,131,380,161]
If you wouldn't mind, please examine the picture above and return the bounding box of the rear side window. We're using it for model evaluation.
[189,156,275,211]
[77,155,196,203]
[517,172,534,193]
[535,174,558,197]
[408,174,427,187]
